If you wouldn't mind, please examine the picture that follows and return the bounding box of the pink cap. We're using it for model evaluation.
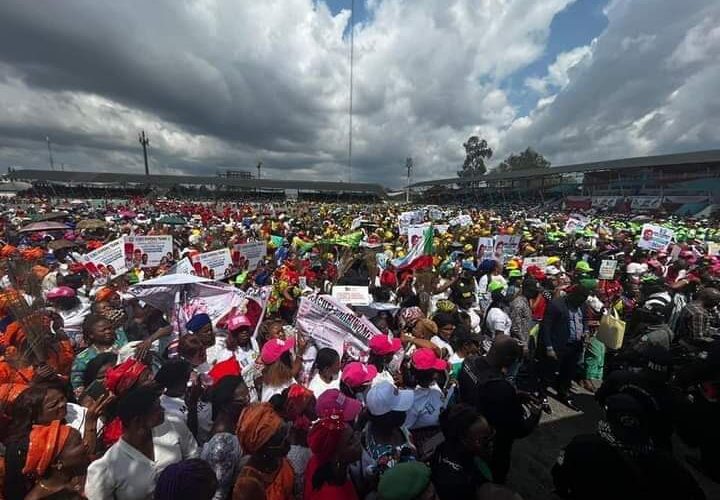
[46,286,76,300]
[369,334,402,356]
[412,348,448,371]
[260,337,295,364]
[227,314,251,332]
[341,361,378,388]
[316,388,362,422]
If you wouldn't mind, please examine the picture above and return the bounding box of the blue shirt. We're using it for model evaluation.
[568,307,584,343]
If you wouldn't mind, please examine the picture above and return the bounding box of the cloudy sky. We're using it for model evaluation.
[1,0,719,188]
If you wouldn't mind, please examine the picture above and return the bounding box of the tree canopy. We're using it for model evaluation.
[496,147,551,173]
[457,136,493,178]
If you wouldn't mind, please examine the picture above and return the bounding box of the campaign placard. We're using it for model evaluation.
[599,260,618,280]
[124,235,173,268]
[331,285,371,306]
[476,237,495,260]
[522,256,548,274]
[637,224,674,252]
[191,249,235,279]
[233,241,267,270]
[82,238,128,279]
[494,235,521,259]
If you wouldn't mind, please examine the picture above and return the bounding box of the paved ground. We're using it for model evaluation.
[506,385,720,500]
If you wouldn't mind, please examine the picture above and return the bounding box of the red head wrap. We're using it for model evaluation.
[307,414,347,465]
[105,358,148,396]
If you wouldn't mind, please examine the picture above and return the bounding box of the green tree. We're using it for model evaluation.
[457,136,493,178]
[496,147,551,172]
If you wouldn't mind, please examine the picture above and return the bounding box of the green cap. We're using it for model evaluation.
[488,280,506,294]
[508,269,523,278]
[377,462,432,500]
[575,261,593,273]
[579,278,598,290]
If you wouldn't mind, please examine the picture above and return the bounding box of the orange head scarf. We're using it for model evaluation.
[31,265,50,280]
[0,383,28,406]
[21,248,45,262]
[105,359,148,396]
[0,289,21,317]
[95,287,116,303]
[236,403,284,455]
[0,245,17,259]
[1,321,26,349]
[22,420,71,477]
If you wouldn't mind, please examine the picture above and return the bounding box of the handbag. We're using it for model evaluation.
[596,307,626,350]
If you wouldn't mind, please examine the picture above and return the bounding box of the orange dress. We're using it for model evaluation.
[234,458,294,500]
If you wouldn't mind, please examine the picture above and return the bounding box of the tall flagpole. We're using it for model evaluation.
[348,0,354,183]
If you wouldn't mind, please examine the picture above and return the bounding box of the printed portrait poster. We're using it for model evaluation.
[637,224,674,252]
[599,260,618,280]
[124,235,173,268]
[82,238,128,279]
[522,256,548,274]
[564,213,590,234]
[407,224,430,250]
[494,235,521,259]
[476,237,495,260]
[191,249,235,280]
[398,210,423,235]
[233,241,267,270]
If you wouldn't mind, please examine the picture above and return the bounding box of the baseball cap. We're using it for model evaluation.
[505,260,519,270]
[369,334,402,356]
[378,462,432,500]
[227,314,252,332]
[341,362,378,388]
[461,261,477,272]
[260,337,295,364]
[544,265,562,276]
[46,286,76,300]
[508,269,523,278]
[626,262,648,275]
[575,261,593,273]
[488,281,506,294]
[316,389,362,422]
[366,381,414,416]
[411,348,448,371]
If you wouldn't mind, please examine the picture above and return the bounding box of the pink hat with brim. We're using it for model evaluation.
[227,314,252,332]
[46,286,76,300]
[369,334,402,356]
[341,361,378,388]
[316,388,362,422]
[412,348,448,371]
[260,337,295,364]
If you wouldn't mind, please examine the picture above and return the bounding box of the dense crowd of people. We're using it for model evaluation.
[0,197,718,499]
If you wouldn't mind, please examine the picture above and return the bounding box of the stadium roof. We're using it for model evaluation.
[410,149,720,188]
[8,169,387,195]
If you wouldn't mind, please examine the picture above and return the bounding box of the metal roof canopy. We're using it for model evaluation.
[9,169,386,195]
[410,149,720,188]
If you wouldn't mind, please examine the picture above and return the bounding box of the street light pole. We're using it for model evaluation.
[257,161,262,180]
[405,157,413,203]
[138,130,150,175]
[46,136,55,171]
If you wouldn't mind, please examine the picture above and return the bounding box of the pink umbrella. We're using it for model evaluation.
[119,210,137,219]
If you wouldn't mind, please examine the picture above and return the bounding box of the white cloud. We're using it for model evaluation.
[525,44,594,96]
[0,0,718,188]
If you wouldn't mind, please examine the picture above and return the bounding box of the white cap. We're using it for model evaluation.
[544,265,562,276]
[626,263,648,275]
[366,381,414,416]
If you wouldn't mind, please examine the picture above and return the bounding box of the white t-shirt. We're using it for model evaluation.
[371,369,396,387]
[210,336,260,402]
[261,380,292,402]
[486,308,512,335]
[404,385,447,429]
[307,373,340,398]
[430,336,454,359]
[85,418,198,500]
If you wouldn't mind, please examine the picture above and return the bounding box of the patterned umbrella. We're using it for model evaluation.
[18,221,68,233]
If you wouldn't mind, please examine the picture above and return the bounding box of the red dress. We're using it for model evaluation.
[303,456,359,500]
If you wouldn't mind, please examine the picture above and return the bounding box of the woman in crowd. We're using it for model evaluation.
[155,458,218,500]
[368,334,402,387]
[86,385,198,499]
[260,338,299,402]
[201,372,250,500]
[340,362,378,404]
[431,404,495,499]
[233,402,294,500]
[304,414,362,500]
[71,314,127,394]
[4,421,89,499]
[307,348,340,398]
